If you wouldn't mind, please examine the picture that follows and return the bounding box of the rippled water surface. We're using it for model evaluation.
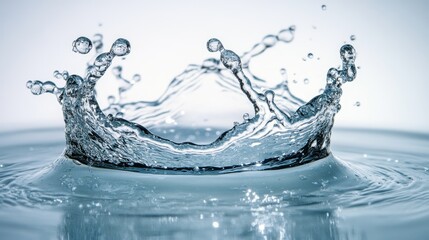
[1,128,428,239]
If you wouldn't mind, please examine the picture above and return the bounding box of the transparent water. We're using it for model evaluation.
[2,27,428,239]
[1,128,428,239]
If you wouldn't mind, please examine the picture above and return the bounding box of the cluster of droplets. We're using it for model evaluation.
[240,26,296,68]
[207,38,242,74]
[27,36,132,104]
[85,38,131,83]
[207,38,291,124]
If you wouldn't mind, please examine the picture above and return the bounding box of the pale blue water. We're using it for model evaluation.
[0,128,428,239]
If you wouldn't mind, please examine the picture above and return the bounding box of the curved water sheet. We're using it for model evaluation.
[26,28,357,173]
[1,129,429,239]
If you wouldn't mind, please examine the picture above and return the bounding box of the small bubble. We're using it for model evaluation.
[243,113,250,121]
[307,53,314,59]
[62,71,69,79]
[72,36,92,54]
[53,70,62,79]
[110,38,131,56]
[354,101,361,107]
[322,5,327,10]
[303,78,309,84]
[132,74,141,82]
[26,80,33,89]
[350,35,356,41]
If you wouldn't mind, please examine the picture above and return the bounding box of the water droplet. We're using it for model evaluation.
[110,38,131,56]
[53,70,62,79]
[207,38,223,52]
[277,27,295,43]
[26,80,33,89]
[307,53,314,59]
[321,5,327,10]
[354,101,361,107]
[132,74,141,82]
[303,78,309,84]
[30,81,43,95]
[340,44,356,63]
[62,71,69,79]
[243,113,250,121]
[72,37,92,54]
[262,35,278,47]
[350,35,356,41]
[220,50,241,72]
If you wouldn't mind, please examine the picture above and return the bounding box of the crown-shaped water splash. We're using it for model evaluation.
[27,28,356,174]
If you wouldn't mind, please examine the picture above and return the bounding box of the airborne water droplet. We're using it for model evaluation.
[322,5,327,10]
[354,101,361,107]
[72,37,92,54]
[30,81,43,95]
[340,44,356,63]
[350,35,356,41]
[308,53,314,59]
[110,38,131,56]
[303,78,309,84]
[277,27,295,43]
[26,80,33,89]
[262,35,278,47]
[243,113,250,121]
[132,74,141,82]
[207,38,223,52]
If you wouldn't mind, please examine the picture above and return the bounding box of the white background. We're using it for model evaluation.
[0,0,428,133]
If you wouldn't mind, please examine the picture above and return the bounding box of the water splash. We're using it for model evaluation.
[27,28,357,174]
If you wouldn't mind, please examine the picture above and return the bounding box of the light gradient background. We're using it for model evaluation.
[0,0,428,133]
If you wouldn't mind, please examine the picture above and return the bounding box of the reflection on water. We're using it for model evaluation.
[1,128,429,239]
